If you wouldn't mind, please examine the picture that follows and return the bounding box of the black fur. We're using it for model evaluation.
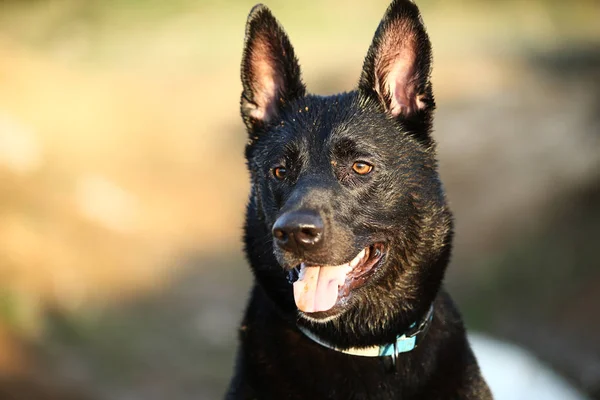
[228,1,492,398]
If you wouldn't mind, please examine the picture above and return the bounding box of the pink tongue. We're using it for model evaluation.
[293,264,349,313]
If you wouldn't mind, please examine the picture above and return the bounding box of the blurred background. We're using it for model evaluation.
[0,0,598,398]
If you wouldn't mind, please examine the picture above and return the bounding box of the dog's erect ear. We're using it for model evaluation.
[241,4,305,134]
[358,0,433,120]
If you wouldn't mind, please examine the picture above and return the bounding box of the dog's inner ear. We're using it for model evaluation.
[359,0,433,119]
[244,37,282,122]
[241,5,305,131]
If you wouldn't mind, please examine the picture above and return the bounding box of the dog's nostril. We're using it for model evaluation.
[273,228,287,241]
[296,225,322,245]
[300,227,317,237]
[299,228,319,240]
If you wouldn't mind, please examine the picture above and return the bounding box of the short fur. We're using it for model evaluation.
[228,1,492,399]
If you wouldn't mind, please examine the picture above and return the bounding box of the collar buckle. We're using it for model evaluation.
[405,305,434,339]
[390,340,398,368]
[388,305,434,370]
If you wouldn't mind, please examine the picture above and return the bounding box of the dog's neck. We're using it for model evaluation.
[298,304,434,363]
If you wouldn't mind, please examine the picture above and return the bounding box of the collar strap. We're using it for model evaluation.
[298,305,434,361]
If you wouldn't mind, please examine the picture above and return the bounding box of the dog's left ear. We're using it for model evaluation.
[359,0,434,122]
[241,4,306,135]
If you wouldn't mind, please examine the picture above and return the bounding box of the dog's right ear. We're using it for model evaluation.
[241,4,305,135]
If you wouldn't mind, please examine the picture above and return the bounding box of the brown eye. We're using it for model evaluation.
[273,166,287,180]
[352,161,373,175]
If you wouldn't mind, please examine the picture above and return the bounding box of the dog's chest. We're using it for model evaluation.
[238,325,430,400]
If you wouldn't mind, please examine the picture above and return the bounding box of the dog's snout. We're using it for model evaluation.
[272,210,324,252]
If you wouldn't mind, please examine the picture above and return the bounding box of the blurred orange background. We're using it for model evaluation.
[0,0,599,398]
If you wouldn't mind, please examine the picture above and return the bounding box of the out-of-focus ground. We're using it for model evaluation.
[0,0,598,399]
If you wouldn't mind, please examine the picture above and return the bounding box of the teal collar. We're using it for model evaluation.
[298,305,434,366]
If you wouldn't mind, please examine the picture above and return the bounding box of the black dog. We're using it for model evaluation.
[228,1,492,398]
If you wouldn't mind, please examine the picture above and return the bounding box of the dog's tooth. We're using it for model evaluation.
[298,263,307,280]
[349,249,365,268]
[356,249,366,261]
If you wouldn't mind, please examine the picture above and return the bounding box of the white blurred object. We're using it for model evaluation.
[470,333,589,400]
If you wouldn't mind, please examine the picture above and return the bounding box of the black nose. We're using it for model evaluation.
[272,210,324,252]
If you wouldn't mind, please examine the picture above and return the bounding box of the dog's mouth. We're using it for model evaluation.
[287,243,385,314]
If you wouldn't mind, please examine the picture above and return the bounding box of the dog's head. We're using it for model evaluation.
[240,0,453,348]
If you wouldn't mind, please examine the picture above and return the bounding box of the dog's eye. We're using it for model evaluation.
[273,166,287,180]
[352,162,373,175]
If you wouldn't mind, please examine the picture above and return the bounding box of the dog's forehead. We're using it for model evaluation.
[278,93,397,152]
